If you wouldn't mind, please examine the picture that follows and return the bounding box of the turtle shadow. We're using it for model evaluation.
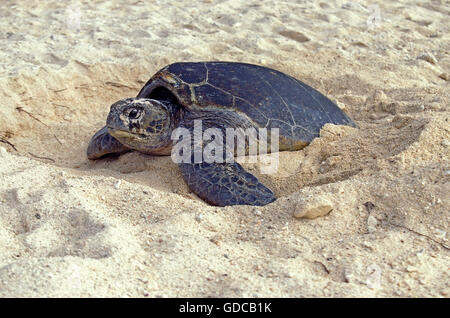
[79,151,191,196]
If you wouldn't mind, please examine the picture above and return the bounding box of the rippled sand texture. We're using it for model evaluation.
[0,0,448,297]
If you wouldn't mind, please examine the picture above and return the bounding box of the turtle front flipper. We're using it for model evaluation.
[179,161,276,207]
[87,126,131,160]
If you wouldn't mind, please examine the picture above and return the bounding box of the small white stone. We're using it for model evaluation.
[362,241,373,249]
[343,268,354,283]
[335,100,348,112]
[367,215,378,233]
[114,180,121,189]
[0,147,7,156]
[417,51,438,65]
[195,214,203,222]
[254,209,262,216]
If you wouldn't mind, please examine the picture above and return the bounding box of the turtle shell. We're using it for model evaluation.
[137,62,356,143]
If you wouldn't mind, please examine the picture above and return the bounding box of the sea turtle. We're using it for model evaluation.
[87,62,356,206]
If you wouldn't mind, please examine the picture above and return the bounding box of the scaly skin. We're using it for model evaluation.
[179,161,275,206]
[88,99,277,206]
[87,126,130,160]
[177,108,276,206]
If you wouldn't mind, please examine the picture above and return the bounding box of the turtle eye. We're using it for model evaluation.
[128,108,141,119]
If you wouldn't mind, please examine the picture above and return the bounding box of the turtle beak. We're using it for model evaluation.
[106,110,122,132]
[108,128,136,140]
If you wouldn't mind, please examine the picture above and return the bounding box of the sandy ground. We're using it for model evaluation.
[0,0,449,297]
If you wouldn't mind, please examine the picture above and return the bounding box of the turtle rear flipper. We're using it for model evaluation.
[179,161,276,207]
[87,126,131,160]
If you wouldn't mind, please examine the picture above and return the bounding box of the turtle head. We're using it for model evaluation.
[106,98,175,154]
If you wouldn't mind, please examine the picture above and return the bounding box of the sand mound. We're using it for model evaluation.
[0,0,448,297]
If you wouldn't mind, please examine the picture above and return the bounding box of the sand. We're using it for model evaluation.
[0,0,448,297]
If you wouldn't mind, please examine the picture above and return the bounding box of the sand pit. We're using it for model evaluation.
[0,0,448,297]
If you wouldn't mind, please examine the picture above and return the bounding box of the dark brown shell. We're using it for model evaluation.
[137,62,356,143]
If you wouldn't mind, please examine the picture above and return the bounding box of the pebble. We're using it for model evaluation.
[343,268,354,283]
[279,30,310,43]
[0,147,7,156]
[335,100,348,112]
[417,51,438,65]
[210,235,221,245]
[114,180,121,189]
[367,215,378,233]
[362,241,374,250]
[195,214,203,222]
[438,73,448,81]
[293,203,333,219]
[415,249,424,257]
[366,264,382,289]
[253,209,262,216]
